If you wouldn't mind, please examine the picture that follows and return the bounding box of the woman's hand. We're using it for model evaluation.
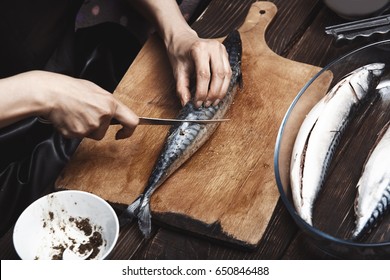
[0,71,139,140]
[128,0,232,108]
[166,29,232,107]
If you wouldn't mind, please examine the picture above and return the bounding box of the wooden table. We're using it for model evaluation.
[0,0,385,260]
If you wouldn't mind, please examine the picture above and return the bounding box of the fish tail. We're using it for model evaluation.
[137,196,152,238]
[119,195,143,227]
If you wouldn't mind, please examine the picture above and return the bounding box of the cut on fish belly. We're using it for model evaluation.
[352,120,390,240]
[120,30,243,238]
[290,63,386,225]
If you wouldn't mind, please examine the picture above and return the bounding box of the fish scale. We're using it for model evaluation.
[120,30,243,237]
[359,187,390,238]
[352,120,390,240]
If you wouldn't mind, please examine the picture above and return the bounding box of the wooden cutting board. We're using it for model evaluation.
[56,2,332,249]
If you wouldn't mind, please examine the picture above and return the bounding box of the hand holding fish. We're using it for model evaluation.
[130,0,232,108]
[165,29,232,108]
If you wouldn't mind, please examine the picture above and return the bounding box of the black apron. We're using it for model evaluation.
[0,0,142,236]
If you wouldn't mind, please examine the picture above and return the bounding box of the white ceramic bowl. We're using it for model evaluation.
[13,190,119,260]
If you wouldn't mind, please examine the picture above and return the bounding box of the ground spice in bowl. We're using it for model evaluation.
[38,211,106,260]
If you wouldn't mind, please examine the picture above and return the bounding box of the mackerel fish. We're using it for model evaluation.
[353,119,390,240]
[290,63,386,225]
[121,30,242,238]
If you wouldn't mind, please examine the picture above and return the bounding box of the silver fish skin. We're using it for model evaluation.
[121,30,242,238]
[290,63,386,225]
[352,120,390,240]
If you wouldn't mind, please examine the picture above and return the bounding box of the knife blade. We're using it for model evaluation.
[111,117,230,126]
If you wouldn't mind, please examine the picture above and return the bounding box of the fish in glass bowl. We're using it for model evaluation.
[274,39,390,259]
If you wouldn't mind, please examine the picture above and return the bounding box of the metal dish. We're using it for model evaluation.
[274,40,390,259]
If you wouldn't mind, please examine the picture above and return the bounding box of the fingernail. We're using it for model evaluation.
[205,100,212,107]
[196,101,203,108]
[212,99,220,106]
[181,96,190,107]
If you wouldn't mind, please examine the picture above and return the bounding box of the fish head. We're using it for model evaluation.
[348,63,386,101]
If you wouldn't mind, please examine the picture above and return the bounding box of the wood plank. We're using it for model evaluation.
[108,222,157,260]
[137,199,297,259]
[263,0,324,56]
[192,0,327,55]
[282,231,337,259]
[191,0,255,37]
[56,1,331,249]
[287,7,355,66]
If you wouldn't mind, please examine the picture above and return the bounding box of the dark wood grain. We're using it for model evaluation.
[265,0,324,56]
[287,7,353,67]
[108,222,157,260]
[282,231,337,260]
[135,199,297,259]
[3,0,387,261]
[191,0,255,37]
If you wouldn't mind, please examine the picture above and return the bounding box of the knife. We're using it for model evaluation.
[111,117,230,126]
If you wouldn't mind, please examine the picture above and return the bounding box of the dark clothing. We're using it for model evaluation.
[0,0,83,77]
[0,0,142,236]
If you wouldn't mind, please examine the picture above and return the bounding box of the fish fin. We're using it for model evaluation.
[238,72,243,89]
[118,195,143,227]
[137,196,152,238]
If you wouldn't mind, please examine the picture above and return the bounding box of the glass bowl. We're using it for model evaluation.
[274,40,390,259]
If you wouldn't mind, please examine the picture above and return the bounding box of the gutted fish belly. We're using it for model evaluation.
[290,63,385,225]
[352,121,390,240]
[122,30,243,238]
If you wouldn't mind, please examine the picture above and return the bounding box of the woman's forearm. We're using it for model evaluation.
[128,0,195,46]
[0,71,139,139]
[0,71,47,128]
